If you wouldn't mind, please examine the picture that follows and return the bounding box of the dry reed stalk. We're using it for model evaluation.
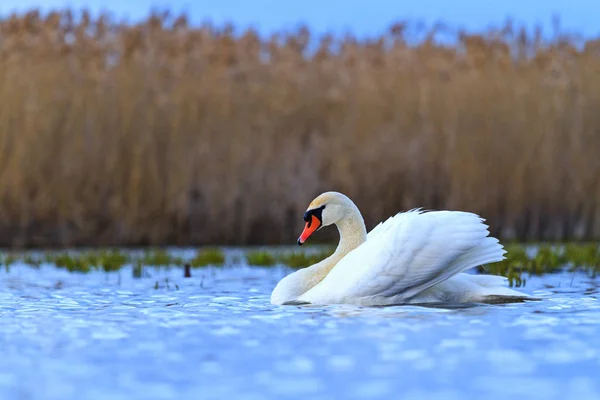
[0,9,599,247]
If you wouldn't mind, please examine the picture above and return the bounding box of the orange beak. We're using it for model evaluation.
[298,215,321,245]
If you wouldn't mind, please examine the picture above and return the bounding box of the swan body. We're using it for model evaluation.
[270,191,530,307]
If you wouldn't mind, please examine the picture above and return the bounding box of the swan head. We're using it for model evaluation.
[297,191,353,245]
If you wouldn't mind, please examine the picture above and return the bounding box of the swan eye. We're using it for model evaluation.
[303,212,310,222]
[303,205,326,223]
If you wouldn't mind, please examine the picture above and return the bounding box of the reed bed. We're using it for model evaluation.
[1,10,600,247]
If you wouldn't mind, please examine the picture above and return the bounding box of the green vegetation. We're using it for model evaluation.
[245,251,277,266]
[0,248,226,273]
[140,249,182,267]
[481,243,600,286]
[245,246,335,267]
[0,244,599,288]
[189,248,226,267]
[50,250,130,273]
[278,249,334,269]
[1,254,16,272]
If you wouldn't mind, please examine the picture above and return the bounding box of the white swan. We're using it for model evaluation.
[271,191,530,306]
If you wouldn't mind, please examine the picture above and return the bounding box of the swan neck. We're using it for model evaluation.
[334,204,367,256]
[270,198,367,305]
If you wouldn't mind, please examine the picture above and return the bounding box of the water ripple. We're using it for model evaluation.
[1,265,599,400]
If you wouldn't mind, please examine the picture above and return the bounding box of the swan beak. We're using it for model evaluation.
[298,215,321,245]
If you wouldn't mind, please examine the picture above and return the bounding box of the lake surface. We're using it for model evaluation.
[1,250,599,400]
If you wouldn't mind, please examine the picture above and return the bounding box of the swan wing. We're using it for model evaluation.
[299,209,506,304]
[365,207,424,241]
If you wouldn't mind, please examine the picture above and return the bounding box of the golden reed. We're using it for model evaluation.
[0,10,599,247]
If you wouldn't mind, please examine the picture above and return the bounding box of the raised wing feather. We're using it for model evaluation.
[299,209,504,304]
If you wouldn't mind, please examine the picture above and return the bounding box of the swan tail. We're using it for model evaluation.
[466,274,510,287]
[448,236,532,300]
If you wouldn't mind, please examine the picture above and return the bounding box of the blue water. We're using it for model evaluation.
[1,256,599,400]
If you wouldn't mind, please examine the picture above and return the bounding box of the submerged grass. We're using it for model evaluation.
[189,248,226,267]
[140,249,183,267]
[245,251,278,266]
[0,10,599,247]
[1,247,226,273]
[278,249,335,269]
[50,249,130,273]
[482,243,600,286]
[245,246,335,267]
[1,243,598,288]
